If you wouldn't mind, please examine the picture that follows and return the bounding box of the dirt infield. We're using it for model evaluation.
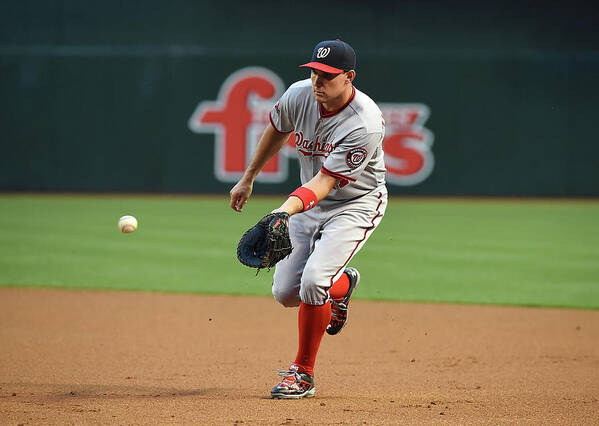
[0,288,598,425]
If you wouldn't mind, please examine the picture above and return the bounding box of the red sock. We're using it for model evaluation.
[328,272,350,301]
[294,302,331,376]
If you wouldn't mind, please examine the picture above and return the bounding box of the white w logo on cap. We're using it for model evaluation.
[316,47,331,58]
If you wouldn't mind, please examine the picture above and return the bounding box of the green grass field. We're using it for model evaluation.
[1,194,598,309]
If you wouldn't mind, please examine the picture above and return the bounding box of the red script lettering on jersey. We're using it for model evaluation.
[293,132,334,158]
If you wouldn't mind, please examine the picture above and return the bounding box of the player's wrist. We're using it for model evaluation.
[240,173,257,184]
[272,196,303,215]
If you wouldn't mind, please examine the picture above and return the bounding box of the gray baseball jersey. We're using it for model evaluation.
[269,78,388,306]
[269,79,386,204]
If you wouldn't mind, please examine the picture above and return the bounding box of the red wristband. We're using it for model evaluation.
[289,187,318,211]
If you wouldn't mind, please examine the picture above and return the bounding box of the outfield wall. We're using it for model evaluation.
[1,1,598,196]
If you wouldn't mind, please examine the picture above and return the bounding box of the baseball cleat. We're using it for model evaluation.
[270,364,315,399]
[327,267,360,335]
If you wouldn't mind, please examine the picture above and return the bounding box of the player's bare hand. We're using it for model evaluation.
[230,179,253,212]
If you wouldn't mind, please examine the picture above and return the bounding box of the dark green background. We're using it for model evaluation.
[2,1,598,195]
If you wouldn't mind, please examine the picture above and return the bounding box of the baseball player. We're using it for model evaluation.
[230,39,387,399]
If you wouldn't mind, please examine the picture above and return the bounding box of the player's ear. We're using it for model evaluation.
[346,70,355,84]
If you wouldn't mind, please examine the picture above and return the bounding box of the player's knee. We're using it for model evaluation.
[272,284,301,307]
[299,270,329,305]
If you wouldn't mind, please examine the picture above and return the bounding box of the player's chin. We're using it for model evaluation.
[313,91,327,101]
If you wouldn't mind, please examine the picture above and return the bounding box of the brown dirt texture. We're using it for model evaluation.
[1,287,598,425]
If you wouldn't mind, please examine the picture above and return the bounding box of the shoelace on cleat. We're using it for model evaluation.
[330,300,348,320]
[275,369,301,387]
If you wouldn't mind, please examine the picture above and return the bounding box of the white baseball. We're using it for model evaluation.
[118,215,138,233]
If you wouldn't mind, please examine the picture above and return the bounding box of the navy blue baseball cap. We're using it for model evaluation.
[300,39,356,74]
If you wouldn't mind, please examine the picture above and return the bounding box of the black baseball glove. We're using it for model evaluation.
[237,212,293,270]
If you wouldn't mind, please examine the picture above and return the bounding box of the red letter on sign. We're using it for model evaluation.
[383,128,434,186]
[188,68,287,181]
